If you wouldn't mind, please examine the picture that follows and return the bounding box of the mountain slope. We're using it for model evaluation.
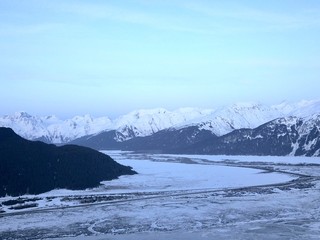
[0,127,136,197]
[0,113,113,144]
[69,102,285,149]
[0,108,214,144]
[1,100,319,149]
[73,114,320,157]
[108,108,214,141]
[272,99,320,117]
[173,102,284,136]
[0,112,49,140]
[120,126,217,152]
[69,130,123,150]
[177,115,320,157]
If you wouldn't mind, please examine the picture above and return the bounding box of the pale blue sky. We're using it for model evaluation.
[1,0,320,118]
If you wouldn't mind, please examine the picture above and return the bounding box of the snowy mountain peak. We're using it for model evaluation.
[8,111,43,127]
[272,99,320,117]
[1,100,320,144]
[297,99,320,107]
[226,102,278,114]
[173,102,284,136]
[112,107,214,141]
[43,115,57,120]
[41,115,61,125]
[13,111,33,119]
[127,108,168,117]
[71,114,93,122]
[229,102,263,110]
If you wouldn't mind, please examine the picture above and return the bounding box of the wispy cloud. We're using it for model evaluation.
[38,1,218,35]
[182,1,320,31]
[49,0,320,36]
[0,23,63,35]
[2,0,320,37]
[224,57,320,69]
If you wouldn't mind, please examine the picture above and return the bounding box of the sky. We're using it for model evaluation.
[1,0,320,118]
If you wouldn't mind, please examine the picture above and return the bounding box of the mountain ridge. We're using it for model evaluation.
[1,100,320,158]
[0,127,136,197]
[2,100,319,144]
[105,114,320,157]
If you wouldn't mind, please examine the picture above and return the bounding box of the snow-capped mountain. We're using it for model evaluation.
[44,115,113,143]
[0,113,112,144]
[272,99,320,117]
[112,108,214,141]
[1,99,319,147]
[173,102,284,136]
[71,113,320,157]
[0,112,48,140]
[68,100,320,157]
[181,113,320,157]
[0,108,214,143]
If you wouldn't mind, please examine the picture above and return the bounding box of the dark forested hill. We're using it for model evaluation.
[70,126,216,153]
[170,116,320,157]
[69,130,122,150]
[69,115,320,157]
[121,126,217,152]
[0,127,136,197]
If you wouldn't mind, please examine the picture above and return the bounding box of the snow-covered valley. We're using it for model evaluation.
[1,152,319,240]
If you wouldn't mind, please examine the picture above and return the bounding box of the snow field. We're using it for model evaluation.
[101,158,295,193]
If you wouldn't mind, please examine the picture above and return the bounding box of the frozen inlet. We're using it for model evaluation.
[0,152,319,240]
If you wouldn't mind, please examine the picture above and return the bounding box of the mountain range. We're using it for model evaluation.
[0,108,216,143]
[1,99,320,157]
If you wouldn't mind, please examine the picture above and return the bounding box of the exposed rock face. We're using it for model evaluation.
[177,115,320,157]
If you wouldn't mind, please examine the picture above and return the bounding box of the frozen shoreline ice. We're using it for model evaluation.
[1,152,319,240]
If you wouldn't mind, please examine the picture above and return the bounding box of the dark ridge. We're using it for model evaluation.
[69,130,122,150]
[172,117,319,157]
[69,126,216,152]
[0,127,136,197]
[121,126,217,152]
[68,117,320,157]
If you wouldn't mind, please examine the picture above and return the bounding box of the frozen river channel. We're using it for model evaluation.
[100,154,295,193]
[0,152,319,240]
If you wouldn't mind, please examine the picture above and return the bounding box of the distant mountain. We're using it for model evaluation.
[72,126,217,152]
[121,126,217,153]
[69,130,122,150]
[69,102,287,151]
[72,114,320,157]
[68,108,216,149]
[272,99,320,117]
[1,100,320,157]
[110,108,214,141]
[173,102,283,136]
[0,108,214,144]
[0,127,136,197]
[0,112,49,141]
[179,114,320,157]
[0,112,112,144]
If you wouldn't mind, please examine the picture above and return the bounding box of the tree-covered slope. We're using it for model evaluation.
[0,127,136,197]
